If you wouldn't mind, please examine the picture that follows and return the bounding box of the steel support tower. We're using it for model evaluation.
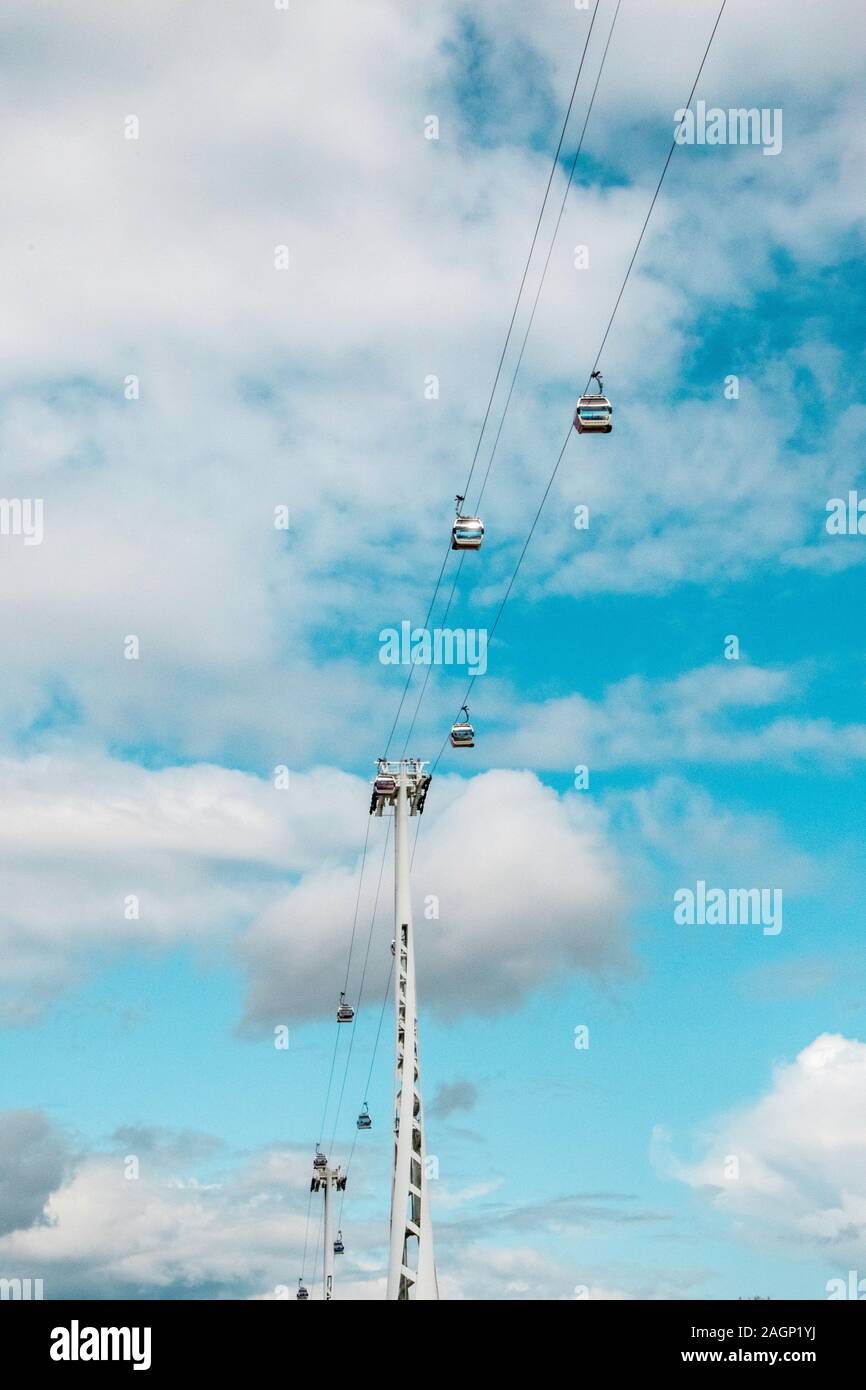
[371,758,438,1300]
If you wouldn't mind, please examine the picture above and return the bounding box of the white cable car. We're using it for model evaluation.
[450,708,475,747]
[313,1146,327,1170]
[296,1280,309,1300]
[452,495,484,551]
[574,370,612,434]
[357,1102,372,1131]
[449,705,475,748]
[337,991,355,1023]
[370,762,397,816]
[334,1231,345,1255]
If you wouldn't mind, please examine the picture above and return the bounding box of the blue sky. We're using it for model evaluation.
[0,0,864,1300]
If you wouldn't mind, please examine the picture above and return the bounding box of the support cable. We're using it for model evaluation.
[383,1,602,757]
[472,0,623,514]
[336,953,395,1231]
[401,0,622,757]
[328,821,392,1154]
[459,0,602,503]
[434,0,728,769]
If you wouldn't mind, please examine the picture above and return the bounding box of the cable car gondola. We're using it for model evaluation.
[574,370,612,434]
[313,1146,327,1170]
[337,991,355,1023]
[449,705,475,748]
[452,495,485,551]
[296,1280,309,1300]
[370,760,398,815]
[333,1230,345,1255]
[356,1102,372,1131]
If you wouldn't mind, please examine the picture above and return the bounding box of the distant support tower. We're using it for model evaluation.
[311,1153,346,1301]
[371,758,438,1300]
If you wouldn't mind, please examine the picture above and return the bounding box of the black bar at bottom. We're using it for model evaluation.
[1,1297,861,1376]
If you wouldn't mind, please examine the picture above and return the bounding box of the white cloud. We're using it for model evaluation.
[0,753,366,1022]
[0,1125,320,1298]
[615,775,817,894]
[670,1033,866,1267]
[0,755,629,1026]
[482,662,866,773]
[239,768,631,1029]
[435,1179,504,1209]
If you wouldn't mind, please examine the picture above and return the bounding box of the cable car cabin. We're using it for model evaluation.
[357,1103,372,1131]
[373,773,397,796]
[296,1283,309,1300]
[334,1232,345,1255]
[313,1150,327,1170]
[337,992,355,1023]
[452,515,484,551]
[574,394,612,433]
[449,720,475,748]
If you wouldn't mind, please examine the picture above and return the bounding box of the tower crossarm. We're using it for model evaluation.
[370,759,431,817]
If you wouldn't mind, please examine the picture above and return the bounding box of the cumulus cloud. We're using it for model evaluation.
[0,1110,69,1237]
[0,1118,321,1299]
[0,753,368,1023]
[238,769,631,1030]
[669,1034,866,1266]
